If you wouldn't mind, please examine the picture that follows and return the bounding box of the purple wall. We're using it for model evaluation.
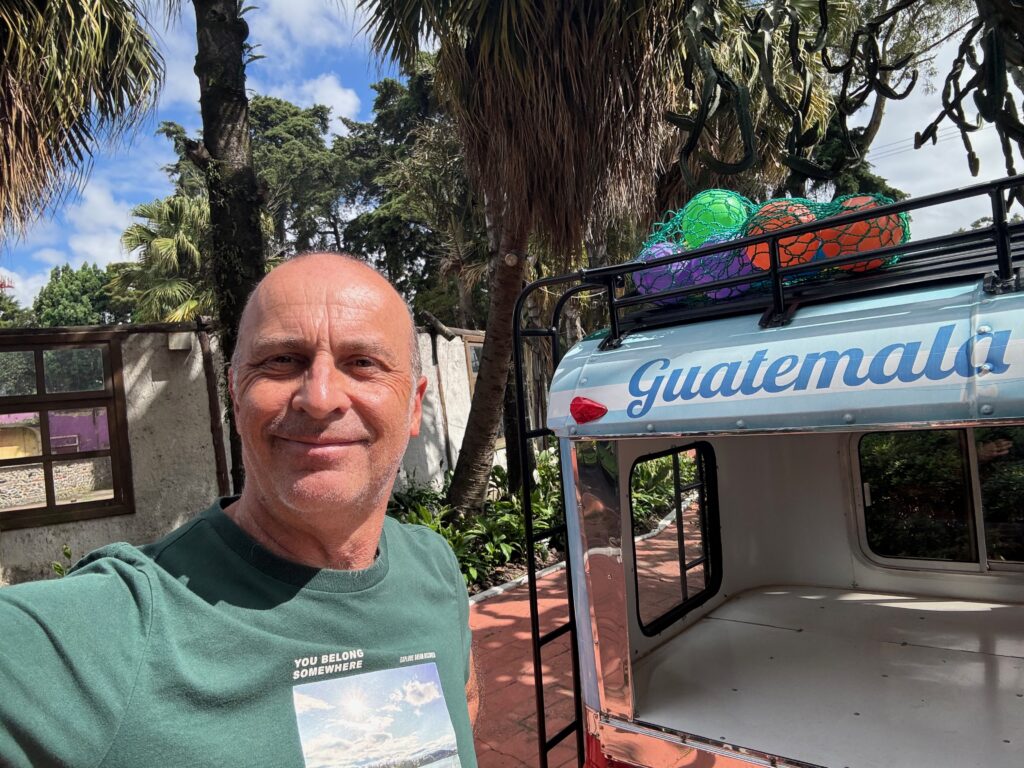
[49,409,109,452]
[0,409,109,453]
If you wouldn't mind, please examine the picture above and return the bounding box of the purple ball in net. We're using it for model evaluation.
[634,242,699,305]
[688,234,755,299]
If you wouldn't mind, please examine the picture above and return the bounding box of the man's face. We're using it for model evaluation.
[230,257,426,523]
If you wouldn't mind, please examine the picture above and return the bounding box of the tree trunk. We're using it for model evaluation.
[192,0,266,493]
[501,363,522,493]
[445,225,529,515]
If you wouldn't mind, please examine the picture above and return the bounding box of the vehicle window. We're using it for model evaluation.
[975,426,1024,563]
[859,430,977,562]
[630,443,719,634]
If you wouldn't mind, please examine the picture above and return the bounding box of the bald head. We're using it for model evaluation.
[232,252,421,384]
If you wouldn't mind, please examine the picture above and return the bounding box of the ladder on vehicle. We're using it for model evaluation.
[512,290,588,768]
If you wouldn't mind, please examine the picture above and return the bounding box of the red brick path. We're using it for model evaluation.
[470,567,579,768]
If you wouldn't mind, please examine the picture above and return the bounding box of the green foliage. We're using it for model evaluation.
[50,544,73,578]
[0,292,35,328]
[629,452,697,534]
[860,431,974,561]
[33,263,133,327]
[388,447,563,588]
[0,350,36,396]
[115,194,215,322]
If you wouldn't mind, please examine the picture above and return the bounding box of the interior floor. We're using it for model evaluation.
[632,586,1024,768]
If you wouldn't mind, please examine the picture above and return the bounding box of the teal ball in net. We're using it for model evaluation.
[680,189,753,249]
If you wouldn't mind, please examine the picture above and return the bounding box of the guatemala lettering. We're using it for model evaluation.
[626,324,1011,418]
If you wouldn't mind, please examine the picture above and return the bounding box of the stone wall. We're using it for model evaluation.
[0,459,112,510]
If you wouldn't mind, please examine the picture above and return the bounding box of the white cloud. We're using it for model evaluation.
[293,692,333,715]
[247,0,368,75]
[0,267,52,308]
[60,182,133,267]
[401,678,442,708]
[263,73,362,136]
[31,248,69,267]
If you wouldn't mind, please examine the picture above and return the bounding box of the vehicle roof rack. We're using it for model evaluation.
[522,174,1024,351]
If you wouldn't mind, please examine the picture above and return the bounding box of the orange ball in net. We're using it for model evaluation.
[816,195,905,272]
[743,201,820,271]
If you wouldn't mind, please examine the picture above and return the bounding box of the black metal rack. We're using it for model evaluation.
[511,174,1024,768]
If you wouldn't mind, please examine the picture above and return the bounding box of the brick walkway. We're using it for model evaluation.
[470,567,579,768]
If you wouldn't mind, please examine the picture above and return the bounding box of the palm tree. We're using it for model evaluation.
[360,1,695,513]
[0,0,162,233]
[116,195,215,322]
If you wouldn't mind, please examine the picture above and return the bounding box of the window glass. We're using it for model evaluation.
[54,457,114,506]
[0,413,42,458]
[860,430,976,562]
[0,463,46,512]
[48,407,110,453]
[0,351,37,396]
[975,426,1024,563]
[631,445,716,632]
[43,347,104,393]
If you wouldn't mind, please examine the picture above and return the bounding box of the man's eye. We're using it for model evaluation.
[352,357,376,368]
[263,355,301,369]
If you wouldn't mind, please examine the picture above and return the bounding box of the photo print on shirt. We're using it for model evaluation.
[292,662,459,768]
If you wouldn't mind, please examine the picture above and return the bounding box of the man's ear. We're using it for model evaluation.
[408,375,428,437]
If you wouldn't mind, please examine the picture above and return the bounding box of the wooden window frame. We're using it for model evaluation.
[0,331,134,531]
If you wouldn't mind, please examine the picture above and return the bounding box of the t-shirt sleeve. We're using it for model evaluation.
[0,553,153,768]
[441,541,472,683]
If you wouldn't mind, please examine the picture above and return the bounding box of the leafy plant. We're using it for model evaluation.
[50,544,73,578]
[389,445,565,589]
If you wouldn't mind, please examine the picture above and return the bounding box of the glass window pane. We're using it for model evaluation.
[632,448,710,628]
[860,430,975,562]
[43,347,105,393]
[48,408,110,454]
[0,463,46,512]
[0,350,37,396]
[54,457,113,506]
[975,426,1024,563]
[0,412,42,458]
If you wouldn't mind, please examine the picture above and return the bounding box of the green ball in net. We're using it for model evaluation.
[680,189,754,248]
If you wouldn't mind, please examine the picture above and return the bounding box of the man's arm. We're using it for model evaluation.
[466,648,480,728]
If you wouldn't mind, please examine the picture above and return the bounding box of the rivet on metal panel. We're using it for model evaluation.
[844,413,855,424]
[645,423,654,432]
[978,325,992,334]
[981,404,995,415]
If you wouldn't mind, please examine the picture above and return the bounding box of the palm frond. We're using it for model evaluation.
[1,0,163,233]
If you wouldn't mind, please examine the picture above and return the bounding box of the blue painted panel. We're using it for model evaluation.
[548,280,1024,436]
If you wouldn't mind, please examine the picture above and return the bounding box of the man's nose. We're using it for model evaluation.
[292,354,352,418]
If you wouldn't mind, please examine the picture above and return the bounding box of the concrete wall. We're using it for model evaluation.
[0,331,226,584]
[0,328,480,584]
[401,332,475,489]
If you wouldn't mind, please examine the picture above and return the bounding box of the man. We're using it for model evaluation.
[0,253,478,767]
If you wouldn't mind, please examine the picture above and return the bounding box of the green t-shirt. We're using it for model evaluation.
[0,500,476,768]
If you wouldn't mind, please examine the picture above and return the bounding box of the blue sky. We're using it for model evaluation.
[0,6,1015,307]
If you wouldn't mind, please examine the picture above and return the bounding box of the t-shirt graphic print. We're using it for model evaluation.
[293,662,460,768]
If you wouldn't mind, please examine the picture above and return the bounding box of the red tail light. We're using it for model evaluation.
[570,396,608,424]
